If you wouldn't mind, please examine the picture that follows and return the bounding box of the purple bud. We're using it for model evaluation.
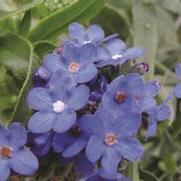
[35,66,51,80]
[137,62,149,75]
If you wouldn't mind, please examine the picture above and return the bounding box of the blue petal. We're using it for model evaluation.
[63,138,87,157]
[77,63,98,83]
[157,105,170,121]
[68,85,89,110]
[53,109,76,133]
[27,88,52,111]
[10,149,39,175]
[115,138,143,161]
[52,132,74,153]
[144,81,160,97]
[87,24,105,42]
[68,22,85,44]
[78,43,97,63]
[44,54,62,73]
[101,147,121,175]
[48,69,77,91]
[112,112,141,137]
[8,123,27,149]
[0,124,7,146]
[106,39,127,55]
[86,135,105,163]
[28,112,55,133]
[147,121,157,138]
[74,153,94,178]
[0,158,10,181]
[62,42,78,61]
[120,47,145,61]
[174,83,181,98]
[175,63,181,78]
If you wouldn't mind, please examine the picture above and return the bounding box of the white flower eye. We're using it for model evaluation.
[53,100,65,113]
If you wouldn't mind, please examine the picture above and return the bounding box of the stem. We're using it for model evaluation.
[127,162,140,181]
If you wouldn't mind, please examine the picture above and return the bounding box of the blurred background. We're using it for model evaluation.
[0,0,181,180]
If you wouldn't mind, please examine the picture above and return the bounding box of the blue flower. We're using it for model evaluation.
[68,22,105,45]
[174,63,181,98]
[44,42,98,85]
[28,132,53,157]
[96,39,145,67]
[0,123,39,181]
[27,84,90,133]
[52,122,88,158]
[102,73,159,115]
[79,109,143,175]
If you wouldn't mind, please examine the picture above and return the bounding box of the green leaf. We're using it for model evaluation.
[34,40,56,60]
[127,162,140,181]
[132,0,158,80]
[29,0,105,41]
[0,0,43,21]
[91,5,130,40]
[0,17,17,33]
[106,0,132,9]
[18,10,31,36]
[11,41,38,124]
[0,32,31,81]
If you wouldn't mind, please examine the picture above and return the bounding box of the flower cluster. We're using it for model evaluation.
[1,22,176,181]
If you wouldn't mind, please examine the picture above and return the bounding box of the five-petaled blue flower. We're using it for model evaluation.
[102,73,159,115]
[44,42,98,85]
[27,84,90,133]
[174,63,181,98]
[96,38,145,67]
[68,22,105,45]
[79,109,143,175]
[0,123,39,181]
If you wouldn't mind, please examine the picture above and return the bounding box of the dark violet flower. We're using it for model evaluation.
[79,109,143,175]
[137,62,149,75]
[27,84,90,133]
[102,73,159,115]
[68,22,105,45]
[52,122,88,158]
[174,63,181,98]
[44,42,98,85]
[33,66,51,87]
[28,132,53,157]
[0,123,39,181]
[89,75,108,102]
[96,39,145,67]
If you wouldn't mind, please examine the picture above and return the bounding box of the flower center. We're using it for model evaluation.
[68,62,79,73]
[53,100,65,113]
[105,133,117,146]
[0,146,12,158]
[115,91,126,103]
[112,54,123,60]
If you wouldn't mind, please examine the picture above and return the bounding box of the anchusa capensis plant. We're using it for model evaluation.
[0,22,180,181]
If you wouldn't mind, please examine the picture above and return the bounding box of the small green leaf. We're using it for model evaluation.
[132,0,158,80]
[34,40,56,60]
[161,0,181,14]
[29,0,105,41]
[91,5,130,40]
[18,10,31,36]
[0,32,31,81]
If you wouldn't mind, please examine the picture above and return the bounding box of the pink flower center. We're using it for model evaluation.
[0,146,12,158]
[68,62,79,73]
[105,133,117,146]
[115,91,126,103]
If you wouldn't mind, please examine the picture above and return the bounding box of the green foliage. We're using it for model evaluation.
[0,0,181,180]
